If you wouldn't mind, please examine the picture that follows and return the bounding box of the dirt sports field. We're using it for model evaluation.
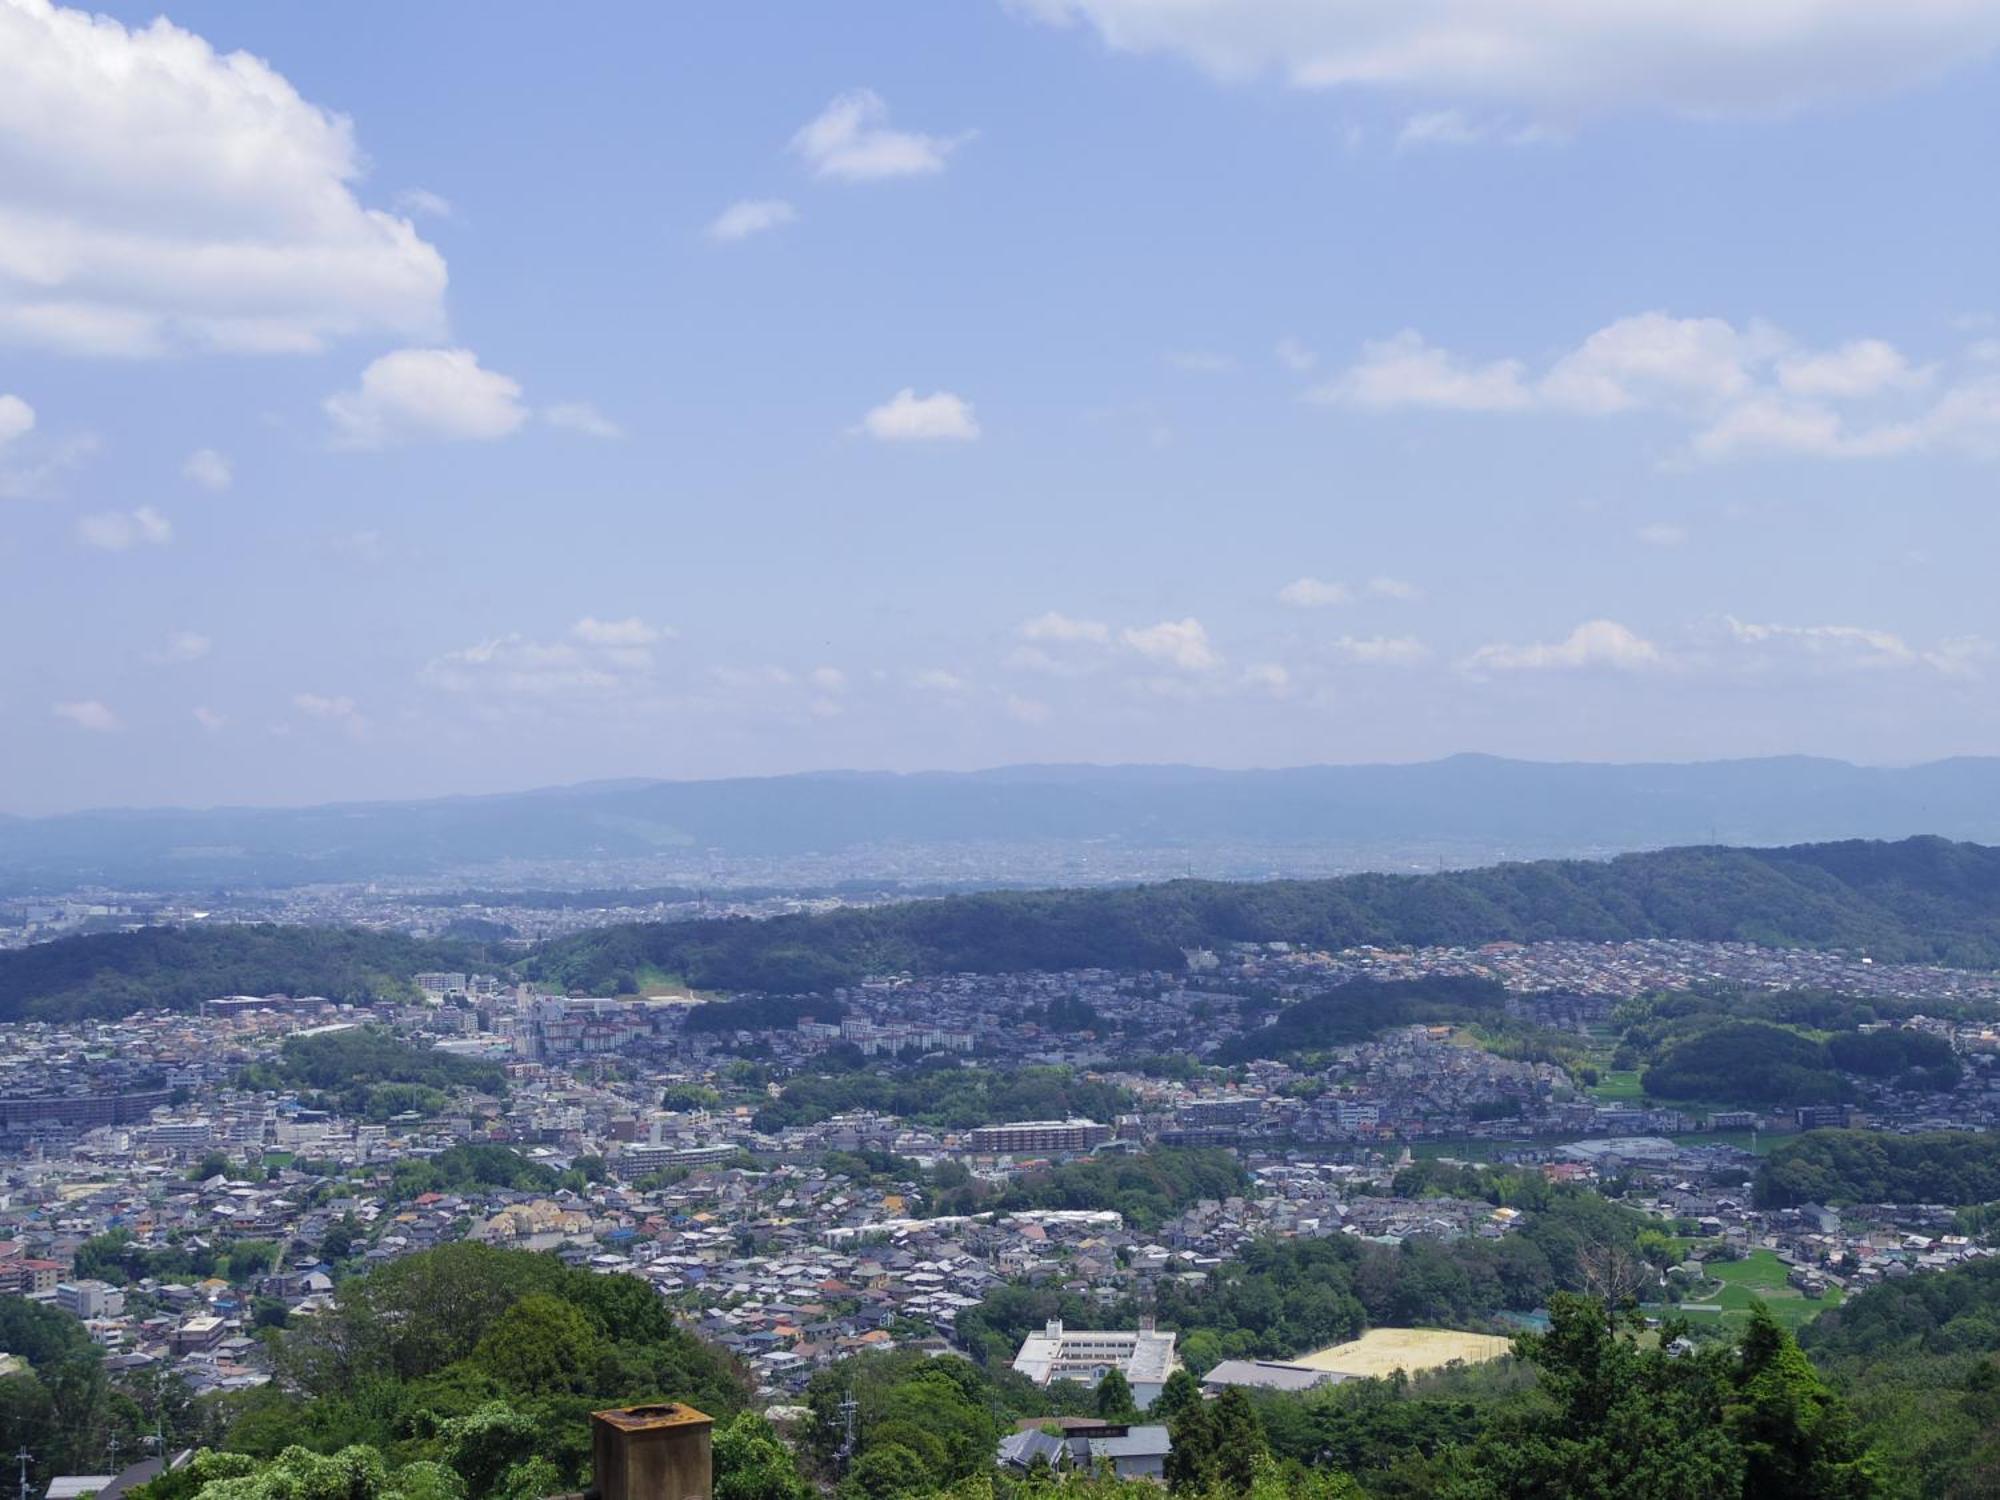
[1292,1327,1514,1378]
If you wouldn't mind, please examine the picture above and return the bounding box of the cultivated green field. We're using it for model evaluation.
[1650,1248,1843,1332]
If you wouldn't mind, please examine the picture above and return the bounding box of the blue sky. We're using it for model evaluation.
[7,0,2000,812]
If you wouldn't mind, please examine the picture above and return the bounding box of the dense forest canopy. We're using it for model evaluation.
[1756,1130,2000,1208]
[10,836,2000,1018]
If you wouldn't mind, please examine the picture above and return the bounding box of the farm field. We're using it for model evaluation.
[1650,1248,1843,1332]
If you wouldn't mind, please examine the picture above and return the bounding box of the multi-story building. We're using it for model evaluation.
[1011,1319,1182,1408]
[56,1280,124,1319]
[968,1119,1113,1155]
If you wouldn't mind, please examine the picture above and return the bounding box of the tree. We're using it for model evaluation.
[1208,1388,1267,1495]
[713,1413,810,1500]
[1150,1370,1203,1426]
[1095,1368,1136,1420]
[840,1442,928,1500]
[1726,1306,1874,1499]
[471,1294,600,1396]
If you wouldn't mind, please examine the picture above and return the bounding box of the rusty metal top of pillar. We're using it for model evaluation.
[591,1404,714,1433]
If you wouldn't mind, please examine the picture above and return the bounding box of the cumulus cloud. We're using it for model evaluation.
[911,668,967,692]
[1005,694,1051,724]
[156,630,211,663]
[1011,0,2000,117]
[1637,522,1688,547]
[424,617,670,699]
[325,348,527,448]
[1312,330,1532,411]
[1275,336,1317,373]
[1331,635,1430,666]
[706,198,797,242]
[1019,611,1110,643]
[293,691,357,720]
[182,447,230,490]
[1720,617,1991,677]
[1317,312,2000,465]
[75,505,170,550]
[858,388,980,442]
[1465,619,1663,673]
[1280,575,1418,607]
[0,0,446,355]
[52,698,117,731]
[1278,577,1352,608]
[1123,616,1222,671]
[1243,662,1291,695]
[0,393,32,446]
[1366,576,1421,601]
[293,692,366,737]
[543,401,622,439]
[393,188,453,220]
[191,705,225,733]
[791,90,968,180]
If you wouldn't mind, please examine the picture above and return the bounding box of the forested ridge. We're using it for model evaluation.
[523,834,2000,994]
[10,835,2000,1018]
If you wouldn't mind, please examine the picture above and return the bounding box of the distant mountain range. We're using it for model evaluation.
[9,754,2000,891]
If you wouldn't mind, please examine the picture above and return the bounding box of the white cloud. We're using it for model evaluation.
[1311,330,1532,411]
[1011,1,2000,117]
[1280,575,1418,606]
[1019,611,1110,643]
[157,630,211,663]
[325,348,527,448]
[809,665,849,694]
[543,401,623,439]
[1321,312,2000,465]
[1776,339,1929,399]
[1539,312,1775,413]
[1396,111,1561,148]
[1396,110,1486,148]
[191,705,225,733]
[1123,616,1222,671]
[0,393,32,446]
[1005,694,1051,725]
[424,619,668,699]
[706,198,798,242]
[859,388,980,442]
[52,698,118,731]
[1332,635,1430,666]
[911,668,967,692]
[50,700,117,736]
[790,90,967,181]
[1689,396,1920,462]
[1275,336,1317,373]
[182,447,230,490]
[1243,662,1291,695]
[1636,522,1688,547]
[293,692,366,736]
[1466,618,1663,672]
[1719,616,1989,676]
[0,429,95,501]
[0,0,445,356]
[393,187,453,220]
[75,505,170,550]
[1278,576,1352,608]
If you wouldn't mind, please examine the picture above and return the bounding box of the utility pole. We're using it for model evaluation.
[835,1390,858,1473]
[16,1445,32,1500]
